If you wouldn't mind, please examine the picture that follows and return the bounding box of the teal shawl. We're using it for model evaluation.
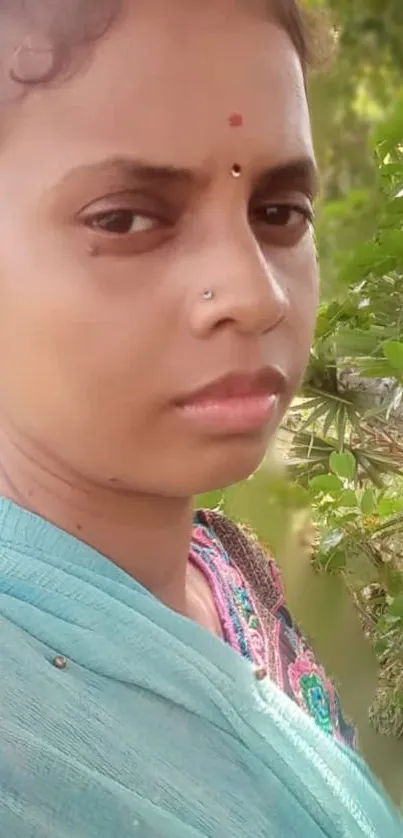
[0,498,401,837]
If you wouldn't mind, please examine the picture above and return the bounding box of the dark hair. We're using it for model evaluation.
[2,0,320,93]
[272,1,321,74]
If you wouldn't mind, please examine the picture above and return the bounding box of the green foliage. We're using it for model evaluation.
[306,0,403,294]
[288,96,403,474]
[329,451,356,480]
[384,342,403,379]
[289,93,403,737]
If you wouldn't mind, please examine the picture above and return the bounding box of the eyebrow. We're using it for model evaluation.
[60,157,200,189]
[253,158,319,199]
[60,154,319,197]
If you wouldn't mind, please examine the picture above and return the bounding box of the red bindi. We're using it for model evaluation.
[228,112,243,128]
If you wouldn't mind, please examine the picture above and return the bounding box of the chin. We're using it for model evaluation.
[113,428,274,498]
[187,433,270,495]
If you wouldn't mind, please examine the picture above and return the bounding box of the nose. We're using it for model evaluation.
[189,231,289,338]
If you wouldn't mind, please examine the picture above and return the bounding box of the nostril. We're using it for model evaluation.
[213,316,236,333]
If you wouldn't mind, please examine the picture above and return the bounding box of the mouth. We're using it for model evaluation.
[175,367,286,435]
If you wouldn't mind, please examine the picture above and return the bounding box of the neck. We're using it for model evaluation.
[0,431,194,614]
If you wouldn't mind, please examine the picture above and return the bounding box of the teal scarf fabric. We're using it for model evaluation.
[0,498,401,837]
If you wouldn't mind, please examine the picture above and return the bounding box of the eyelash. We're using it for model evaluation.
[83,209,164,235]
[252,202,314,226]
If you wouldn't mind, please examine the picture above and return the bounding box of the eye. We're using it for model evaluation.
[84,209,158,235]
[255,203,314,228]
[250,201,314,247]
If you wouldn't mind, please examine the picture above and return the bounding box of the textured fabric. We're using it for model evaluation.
[192,512,356,748]
[0,498,401,837]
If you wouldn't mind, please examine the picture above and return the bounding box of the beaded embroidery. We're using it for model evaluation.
[190,514,356,750]
[190,521,267,670]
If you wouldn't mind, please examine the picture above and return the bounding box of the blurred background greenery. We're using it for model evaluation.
[200,0,403,804]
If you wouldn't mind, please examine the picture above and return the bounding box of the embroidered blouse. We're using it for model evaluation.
[190,511,356,749]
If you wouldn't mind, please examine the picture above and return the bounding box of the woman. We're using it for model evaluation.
[0,0,401,835]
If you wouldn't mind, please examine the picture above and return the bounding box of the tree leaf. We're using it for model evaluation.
[309,474,343,493]
[329,451,356,481]
[336,406,347,449]
[317,547,347,572]
[383,341,403,372]
[361,487,376,515]
[378,497,403,518]
[298,402,332,433]
[320,529,344,553]
[387,597,403,621]
[339,489,358,508]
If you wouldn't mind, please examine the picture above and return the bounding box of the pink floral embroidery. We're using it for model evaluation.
[190,524,267,669]
[189,515,356,749]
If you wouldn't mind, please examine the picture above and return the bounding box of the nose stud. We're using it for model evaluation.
[9,41,55,85]
[231,163,242,178]
[201,289,214,301]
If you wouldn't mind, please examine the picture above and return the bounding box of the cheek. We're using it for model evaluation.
[0,255,161,420]
[283,244,318,375]
[292,237,319,319]
[294,273,319,339]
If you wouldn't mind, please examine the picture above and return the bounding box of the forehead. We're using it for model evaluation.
[4,0,312,180]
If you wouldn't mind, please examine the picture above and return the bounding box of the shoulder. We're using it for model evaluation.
[198,508,357,751]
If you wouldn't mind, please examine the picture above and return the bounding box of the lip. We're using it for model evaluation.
[175,367,286,434]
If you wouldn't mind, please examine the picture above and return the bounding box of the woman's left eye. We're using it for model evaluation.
[254,204,314,228]
[84,210,158,235]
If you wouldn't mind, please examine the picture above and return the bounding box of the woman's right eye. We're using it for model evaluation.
[84,210,159,235]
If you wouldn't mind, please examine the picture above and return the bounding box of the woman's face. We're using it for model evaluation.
[0,0,318,496]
